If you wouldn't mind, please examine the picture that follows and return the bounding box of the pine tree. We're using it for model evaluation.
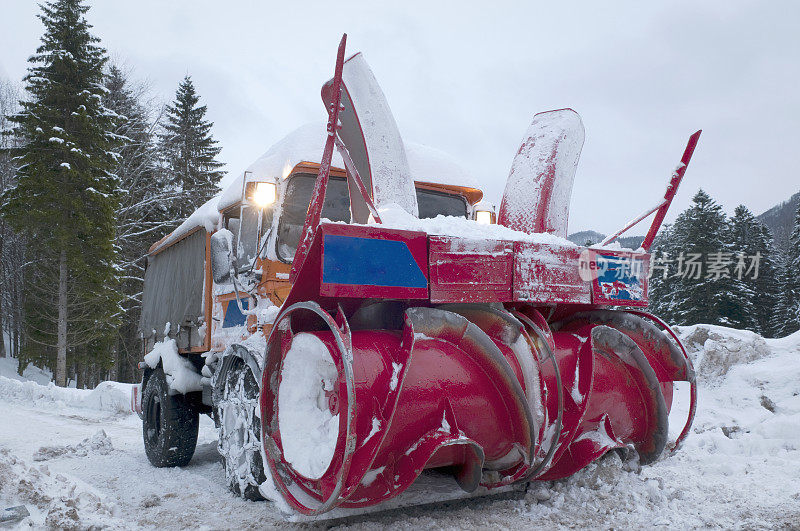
[159,76,225,221]
[719,205,767,332]
[726,205,780,335]
[0,0,120,386]
[668,190,746,327]
[774,201,800,336]
[104,65,179,382]
[0,78,25,360]
[648,224,678,322]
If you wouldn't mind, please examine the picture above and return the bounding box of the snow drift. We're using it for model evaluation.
[0,376,133,415]
[0,324,797,528]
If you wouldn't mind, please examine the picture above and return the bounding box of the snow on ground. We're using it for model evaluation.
[1,325,799,529]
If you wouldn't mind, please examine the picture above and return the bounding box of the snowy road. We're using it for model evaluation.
[2,326,799,529]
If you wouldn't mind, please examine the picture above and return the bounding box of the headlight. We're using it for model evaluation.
[250,182,277,207]
[475,210,494,225]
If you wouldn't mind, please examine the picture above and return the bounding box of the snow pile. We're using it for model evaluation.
[0,448,125,529]
[0,356,52,385]
[0,376,132,414]
[674,326,800,447]
[509,326,800,529]
[33,430,114,462]
[277,333,339,479]
[372,203,577,246]
[673,324,771,380]
[143,337,203,394]
[405,142,479,188]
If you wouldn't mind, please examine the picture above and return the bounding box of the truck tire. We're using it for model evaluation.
[216,358,266,500]
[142,367,199,467]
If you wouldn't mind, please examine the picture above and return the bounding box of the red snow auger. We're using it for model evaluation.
[259,35,699,516]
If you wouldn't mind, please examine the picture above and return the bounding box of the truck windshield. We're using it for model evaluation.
[277,174,350,262]
[276,173,470,262]
[416,188,468,219]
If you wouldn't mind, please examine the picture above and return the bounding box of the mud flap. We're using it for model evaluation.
[131,383,143,419]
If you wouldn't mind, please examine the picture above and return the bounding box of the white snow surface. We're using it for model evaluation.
[373,202,577,246]
[0,324,799,528]
[277,333,340,480]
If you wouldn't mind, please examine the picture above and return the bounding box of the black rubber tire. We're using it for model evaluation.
[217,358,266,501]
[142,367,200,467]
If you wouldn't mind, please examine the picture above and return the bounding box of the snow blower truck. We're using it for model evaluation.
[133,34,699,519]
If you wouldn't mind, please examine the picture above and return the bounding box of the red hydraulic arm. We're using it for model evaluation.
[641,130,702,251]
[290,34,348,283]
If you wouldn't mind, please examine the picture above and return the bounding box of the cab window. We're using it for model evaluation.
[277,174,350,262]
[276,173,470,263]
[225,205,273,269]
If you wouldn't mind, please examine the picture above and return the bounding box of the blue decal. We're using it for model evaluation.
[323,235,427,288]
[222,298,249,328]
[595,253,645,301]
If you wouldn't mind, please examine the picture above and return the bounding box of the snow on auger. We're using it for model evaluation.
[133,34,699,519]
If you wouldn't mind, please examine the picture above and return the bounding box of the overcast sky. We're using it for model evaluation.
[1,1,798,234]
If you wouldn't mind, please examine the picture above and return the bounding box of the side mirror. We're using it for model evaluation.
[210,229,235,283]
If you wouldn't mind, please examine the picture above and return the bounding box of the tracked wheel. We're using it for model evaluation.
[216,357,266,500]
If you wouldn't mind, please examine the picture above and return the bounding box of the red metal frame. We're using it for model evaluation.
[641,130,702,251]
[428,237,513,303]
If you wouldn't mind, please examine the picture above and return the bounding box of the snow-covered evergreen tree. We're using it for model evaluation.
[721,205,767,332]
[0,0,120,386]
[667,190,749,327]
[0,78,25,360]
[159,76,225,220]
[647,224,678,321]
[774,201,800,336]
[726,205,780,335]
[104,65,182,382]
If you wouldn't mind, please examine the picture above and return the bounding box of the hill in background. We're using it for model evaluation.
[756,190,800,252]
[567,230,644,249]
